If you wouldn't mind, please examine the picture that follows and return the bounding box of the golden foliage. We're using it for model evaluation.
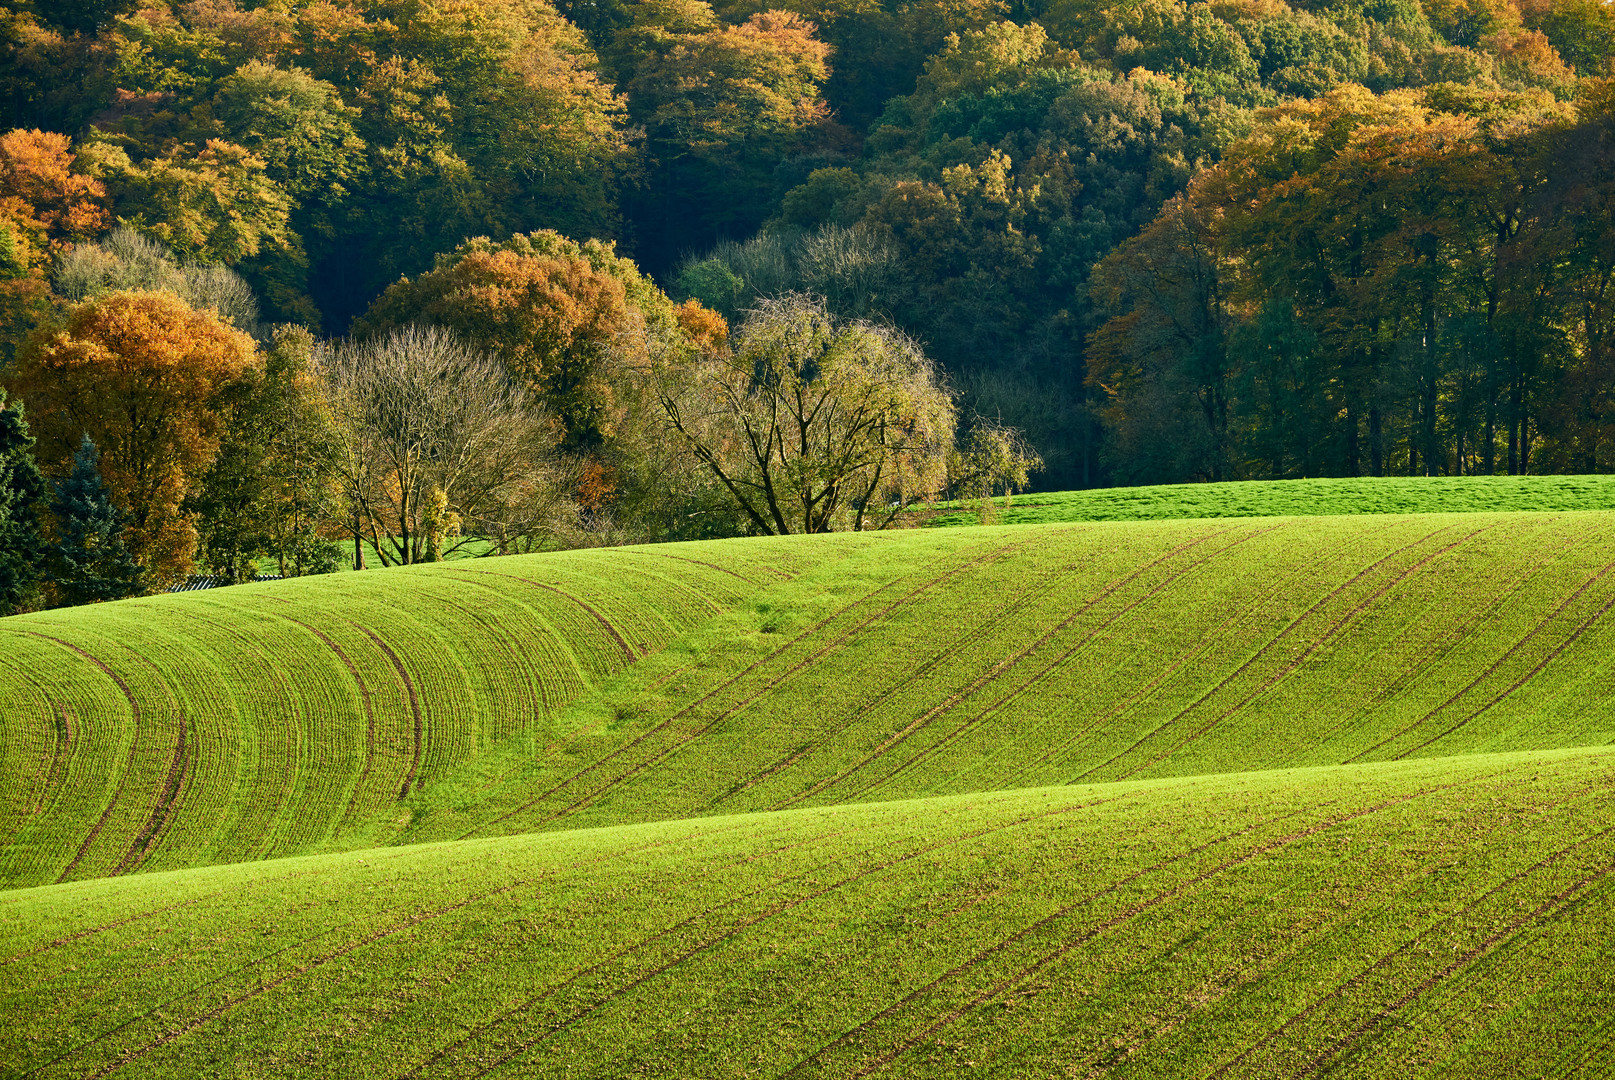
[9,290,256,586]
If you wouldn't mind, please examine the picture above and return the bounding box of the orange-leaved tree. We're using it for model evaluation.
[9,290,257,587]
[0,128,108,268]
[356,231,676,450]
[0,129,109,359]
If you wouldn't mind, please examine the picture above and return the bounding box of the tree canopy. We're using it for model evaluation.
[2,0,1614,604]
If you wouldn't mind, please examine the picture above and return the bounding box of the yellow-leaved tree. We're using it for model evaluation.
[9,290,257,587]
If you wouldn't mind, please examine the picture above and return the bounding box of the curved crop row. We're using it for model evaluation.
[399,513,1615,843]
[0,540,814,889]
[2,748,1611,1079]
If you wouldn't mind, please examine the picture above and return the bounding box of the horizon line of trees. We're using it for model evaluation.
[0,226,1037,615]
[4,0,1615,611]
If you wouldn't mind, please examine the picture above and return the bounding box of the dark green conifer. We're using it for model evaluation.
[0,390,48,615]
[48,436,143,606]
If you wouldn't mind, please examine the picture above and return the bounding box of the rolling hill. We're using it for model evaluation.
[0,540,820,887]
[5,750,1612,1078]
[4,505,1615,1077]
[927,474,1615,527]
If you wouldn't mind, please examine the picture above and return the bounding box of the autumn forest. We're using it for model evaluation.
[1,0,1613,604]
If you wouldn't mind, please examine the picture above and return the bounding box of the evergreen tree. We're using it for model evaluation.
[0,390,47,616]
[48,436,143,607]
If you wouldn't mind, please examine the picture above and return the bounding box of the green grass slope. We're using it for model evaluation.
[10,514,1615,888]
[0,540,823,888]
[393,513,1615,845]
[928,474,1615,526]
[4,748,1613,1079]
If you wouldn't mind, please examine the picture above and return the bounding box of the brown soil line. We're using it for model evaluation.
[6,631,145,885]
[354,625,425,799]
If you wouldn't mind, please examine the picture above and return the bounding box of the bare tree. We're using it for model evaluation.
[324,325,572,565]
[634,295,962,533]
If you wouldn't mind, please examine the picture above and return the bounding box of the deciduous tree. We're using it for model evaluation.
[9,289,257,586]
[636,294,959,532]
[325,325,570,565]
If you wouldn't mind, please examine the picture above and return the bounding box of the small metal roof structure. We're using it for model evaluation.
[169,574,284,593]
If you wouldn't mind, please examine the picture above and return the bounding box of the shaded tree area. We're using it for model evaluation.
[1,0,1614,605]
[1090,82,1615,483]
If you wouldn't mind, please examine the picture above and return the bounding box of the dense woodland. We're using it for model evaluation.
[0,0,1612,606]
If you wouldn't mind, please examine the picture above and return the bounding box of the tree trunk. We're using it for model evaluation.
[1345,399,1359,476]
[1370,404,1383,476]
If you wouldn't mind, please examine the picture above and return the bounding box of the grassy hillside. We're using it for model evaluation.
[4,748,1613,1079]
[928,475,1615,526]
[9,514,1615,887]
[6,509,1615,1076]
[0,540,822,888]
[395,513,1615,845]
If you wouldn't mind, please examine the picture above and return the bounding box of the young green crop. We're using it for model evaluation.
[11,514,1615,887]
[0,540,830,888]
[3,748,1612,1079]
[394,514,1615,845]
[928,474,1615,526]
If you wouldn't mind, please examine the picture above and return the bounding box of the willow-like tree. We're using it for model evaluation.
[639,294,967,533]
[325,325,571,565]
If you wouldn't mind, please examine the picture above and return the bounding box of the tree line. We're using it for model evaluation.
[1,0,1613,608]
[0,226,1032,614]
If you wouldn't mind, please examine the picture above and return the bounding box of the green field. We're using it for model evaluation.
[4,505,1615,1076]
[0,541,813,886]
[928,474,1615,526]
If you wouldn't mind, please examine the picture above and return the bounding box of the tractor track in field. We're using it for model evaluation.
[1206,813,1615,1079]
[455,585,887,838]
[276,614,382,826]
[73,878,545,1080]
[459,535,1034,838]
[824,779,1478,1079]
[528,536,1049,828]
[356,624,425,799]
[98,636,195,878]
[1294,520,1598,764]
[30,817,777,1078]
[1071,521,1480,784]
[0,890,229,968]
[162,606,320,861]
[428,592,547,733]
[448,570,641,661]
[776,806,1318,1079]
[769,523,1258,809]
[1116,521,1505,779]
[5,631,145,885]
[111,716,186,877]
[56,817,775,1080]
[1295,855,1615,1078]
[615,546,786,583]
[1342,551,1615,762]
[449,790,1144,1079]
[1082,766,1615,1077]
[832,524,1281,804]
[396,820,912,1078]
[427,572,604,712]
[1000,517,1413,787]
[720,529,1120,809]
[0,659,75,819]
[1390,581,1615,761]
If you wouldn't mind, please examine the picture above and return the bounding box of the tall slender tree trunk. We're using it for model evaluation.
[1483,394,1496,475]
[1370,404,1383,476]
[1509,373,1523,474]
[1408,396,1420,476]
[1345,399,1359,476]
